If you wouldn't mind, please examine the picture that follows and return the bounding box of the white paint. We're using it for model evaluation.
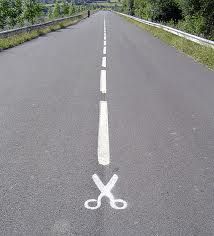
[100,70,106,93]
[84,174,127,210]
[104,18,106,36]
[102,57,106,67]
[104,35,106,41]
[98,101,110,165]
[103,46,106,55]
[104,40,106,46]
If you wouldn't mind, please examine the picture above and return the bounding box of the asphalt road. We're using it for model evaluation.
[0,11,214,236]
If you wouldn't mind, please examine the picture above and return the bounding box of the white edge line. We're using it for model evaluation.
[98,101,110,166]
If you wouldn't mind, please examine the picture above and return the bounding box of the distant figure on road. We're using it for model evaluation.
[88,10,90,18]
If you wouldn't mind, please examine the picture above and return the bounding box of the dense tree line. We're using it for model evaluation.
[120,0,214,39]
[0,0,91,30]
[0,0,43,28]
[49,1,90,19]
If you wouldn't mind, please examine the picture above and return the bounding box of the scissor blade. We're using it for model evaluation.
[92,174,106,191]
[106,174,118,190]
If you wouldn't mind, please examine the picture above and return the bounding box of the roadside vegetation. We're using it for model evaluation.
[0,17,83,50]
[123,16,214,70]
[91,0,122,10]
[117,0,214,40]
[0,0,95,31]
[0,0,97,50]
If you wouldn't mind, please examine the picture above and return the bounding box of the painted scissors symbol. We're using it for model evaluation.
[84,174,127,210]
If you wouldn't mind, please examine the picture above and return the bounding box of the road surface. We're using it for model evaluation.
[0,11,214,236]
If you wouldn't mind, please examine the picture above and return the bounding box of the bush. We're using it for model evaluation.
[120,0,213,40]
[177,14,205,36]
[151,0,182,23]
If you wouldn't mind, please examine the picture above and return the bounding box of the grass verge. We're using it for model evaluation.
[123,16,214,70]
[0,18,82,51]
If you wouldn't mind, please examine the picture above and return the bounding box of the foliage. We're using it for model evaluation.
[53,0,60,18]
[149,0,182,23]
[0,16,83,50]
[0,0,92,30]
[22,0,43,24]
[134,0,151,19]
[8,0,23,27]
[62,0,69,16]
[0,0,10,29]
[176,14,205,36]
[48,7,53,19]
[121,0,214,39]
[69,4,76,15]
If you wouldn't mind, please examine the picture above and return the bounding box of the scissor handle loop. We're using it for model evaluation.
[110,199,127,210]
[84,199,101,210]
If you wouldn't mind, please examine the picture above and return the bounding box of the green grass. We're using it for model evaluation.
[0,18,82,51]
[123,16,214,70]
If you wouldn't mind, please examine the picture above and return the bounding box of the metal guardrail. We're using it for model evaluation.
[116,12,214,49]
[0,12,88,39]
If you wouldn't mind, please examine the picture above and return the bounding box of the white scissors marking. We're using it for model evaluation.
[84,174,127,210]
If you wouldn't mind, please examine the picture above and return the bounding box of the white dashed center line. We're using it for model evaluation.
[102,57,106,67]
[103,46,106,55]
[100,70,106,93]
[98,101,110,166]
[98,17,109,166]
[85,15,128,210]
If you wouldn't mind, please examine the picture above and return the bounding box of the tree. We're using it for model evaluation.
[128,0,134,15]
[77,5,82,13]
[201,0,214,38]
[134,0,147,18]
[122,0,135,15]
[62,0,69,16]
[53,0,60,18]
[178,0,214,38]
[149,0,182,23]
[8,0,23,28]
[120,0,213,39]
[0,0,10,29]
[69,4,76,15]
[48,6,53,19]
[178,0,202,16]
[22,0,42,24]
[121,0,128,13]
